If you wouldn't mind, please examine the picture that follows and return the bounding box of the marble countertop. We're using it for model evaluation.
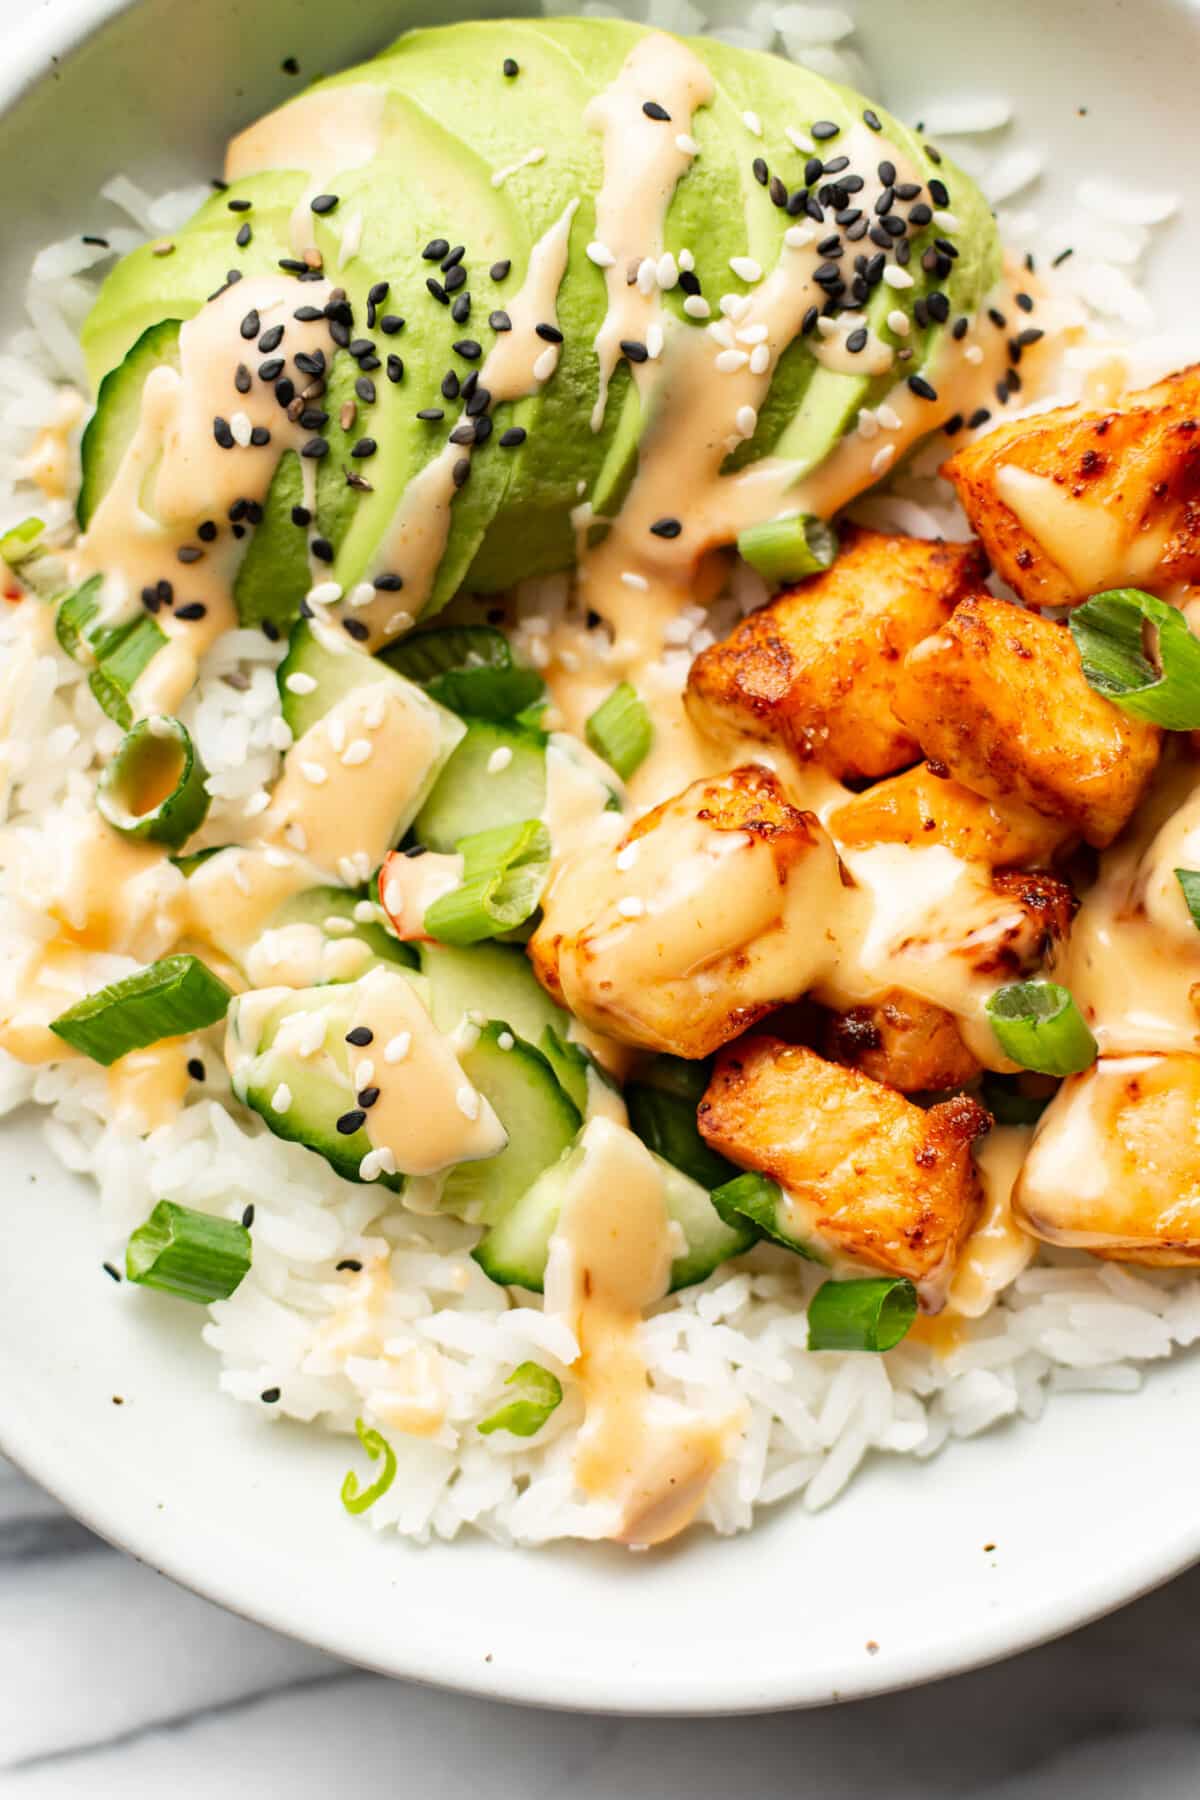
[4,1451,1200,1797]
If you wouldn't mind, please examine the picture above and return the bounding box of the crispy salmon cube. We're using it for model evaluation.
[943,364,1200,607]
[828,763,1071,866]
[685,526,987,779]
[698,1037,989,1299]
[529,765,844,1058]
[892,593,1161,847]
[1013,1054,1200,1264]
[822,990,981,1093]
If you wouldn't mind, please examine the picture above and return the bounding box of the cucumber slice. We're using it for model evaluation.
[413,719,547,854]
[473,1119,756,1293]
[438,1022,580,1225]
[270,885,418,974]
[417,940,568,1041]
[276,619,395,739]
[77,319,182,528]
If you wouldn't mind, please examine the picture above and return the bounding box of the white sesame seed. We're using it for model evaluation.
[856,408,880,440]
[497,1031,515,1051]
[933,210,962,232]
[736,322,768,345]
[617,896,645,918]
[615,843,639,871]
[784,225,815,249]
[376,1146,397,1176]
[284,821,308,852]
[678,248,695,272]
[883,265,914,290]
[816,316,840,337]
[871,444,897,476]
[385,610,414,635]
[264,846,291,869]
[785,126,814,153]
[340,855,364,887]
[729,255,762,283]
[720,292,752,320]
[349,583,376,608]
[676,132,700,157]
[682,294,711,319]
[355,1058,375,1087]
[708,320,735,348]
[243,789,271,817]
[735,404,758,438]
[876,403,903,430]
[358,1150,382,1181]
[646,322,664,359]
[341,738,372,766]
[487,745,514,774]
[298,1013,325,1057]
[636,257,657,295]
[656,251,678,290]
[586,240,615,268]
[269,717,294,751]
[384,1032,411,1064]
[354,899,377,922]
[328,715,346,753]
[715,348,750,373]
[285,671,318,695]
[456,1083,481,1120]
[323,914,356,935]
[887,308,911,336]
[300,760,328,785]
[231,854,251,896]
[533,345,558,382]
[307,581,342,605]
[271,1083,292,1113]
[621,571,649,591]
[749,344,770,374]
[742,109,762,137]
[230,411,253,447]
[965,344,985,365]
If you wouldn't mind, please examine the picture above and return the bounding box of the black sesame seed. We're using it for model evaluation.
[1015,291,1035,314]
[301,436,329,460]
[895,182,921,201]
[260,360,286,385]
[846,218,869,241]
[769,175,788,208]
[453,458,471,488]
[801,305,820,335]
[299,407,328,430]
[896,239,912,265]
[988,308,1007,330]
[503,55,519,77]
[423,238,450,261]
[818,234,842,255]
[908,202,933,227]
[473,415,494,444]
[309,538,333,565]
[236,223,252,248]
[444,265,467,294]
[387,355,404,384]
[863,109,882,131]
[845,327,868,354]
[346,1026,374,1046]
[233,364,252,395]
[351,437,377,459]
[262,619,281,641]
[1051,247,1074,267]
[489,309,513,332]
[427,278,449,304]
[197,519,218,542]
[805,193,825,224]
[1006,365,1023,394]
[239,309,260,340]
[401,844,427,858]
[293,305,323,322]
[357,1086,381,1108]
[490,259,511,282]
[877,160,897,186]
[644,100,671,121]
[908,374,938,401]
[417,407,445,422]
[881,215,906,239]
[157,579,174,605]
[356,376,377,404]
[650,516,682,539]
[996,378,1011,405]
[343,618,369,641]
[141,585,160,613]
[177,545,203,564]
[441,245,466,272]
[535,322,563,343]
[336,1259,363,1273]
[278,257,307,273]
[260,1388,281,1404]
[441,370,460,400]
[374,572,403,590]
[943,413,964,436]
[294,349,326,377]
[928,177,951,208]
[175,601,207,621]
[813,262,843,287]
[291,505,312,527]
[620,339,649,363]
[368,281,389,306]
[1017,326,1045,348]
[349,338,374,360]
[678,270,701,297]
[925,144,943,164]
[926,291,950,323]
[465,385,491,416]
[310,193,338,215]
[453,338,482,360]
[836,208,863,227]
[448,422,476,449]
[499,426,526,448]
[249,425,271,447]
[952,316,969,341]
[245,501,263,526]
[811,120,840,140]
[935,238,959,260]
[102,1262,121,1283]
[752,155,769,186]
[241,1205,256,1233]
[328,319,350,351]
[805,155,825,187]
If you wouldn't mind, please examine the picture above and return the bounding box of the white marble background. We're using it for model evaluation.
[5,1451,1200,1797]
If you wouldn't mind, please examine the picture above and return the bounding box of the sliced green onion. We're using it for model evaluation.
[341,1416,398,1515]
[807,1277,917,1353]
[737,512,839,585]
[1069,588,1200,729]
[585,681,653,781]
[986,980,1097,1077]
[97,717,210,848]
[381,626,544,721]
[626,1083,736,1190]
[477,1361,563,1437]
[88,615,167,728]
[55,576,105,660]
[170,844,226,877]
[50,953,233,1065]
[979,1073,1055,1126]
[1176,868,1200,930]
[125,1200,251,1303]
[0,516,44,567]
[423,819,551,946]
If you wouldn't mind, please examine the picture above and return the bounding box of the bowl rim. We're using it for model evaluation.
[4,0,1200,1718]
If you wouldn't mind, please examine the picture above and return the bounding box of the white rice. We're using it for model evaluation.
[0,1,1194,1548]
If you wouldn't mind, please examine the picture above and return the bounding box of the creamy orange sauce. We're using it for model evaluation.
[22,389,85,500]
[545,1118,735,1544]
[107,1038,192,1131]
[947,1125,1037,1318]
[225,84,388,256]
[995,462,1173,596]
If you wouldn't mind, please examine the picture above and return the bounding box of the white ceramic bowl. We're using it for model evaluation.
[3,0,1200,1715]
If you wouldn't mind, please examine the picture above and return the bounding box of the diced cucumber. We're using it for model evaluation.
[77,319,182,528]
[438,1022,580,1225]
[276,619,396,739]
[270,886,418,975]
[473,1119,756,1293]
[228,984,403,1191]
[538,1027,624,1124]
[417,940,568,1041]
[413,719,547,854]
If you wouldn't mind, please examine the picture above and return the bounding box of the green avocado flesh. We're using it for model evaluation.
[79,17,1000,629]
